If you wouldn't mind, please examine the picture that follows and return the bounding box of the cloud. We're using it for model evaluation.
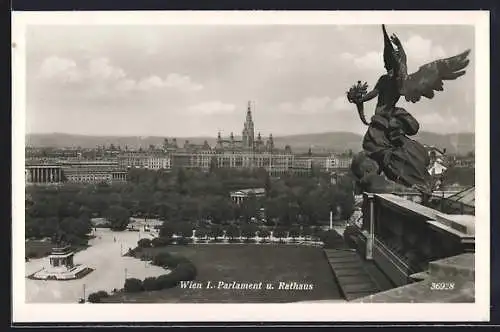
[340,52,355,61]
[163,73,204,92]
[405,35,446,63]
[137,75,165,90]
[88,58,126,81]
[257,41,285,60]
[353,51,384,70]
[188,101,236,115]
[417,109,460,132]
[277,102,296,113]
[38,56,81,83]
[225,45,244,54]
[278,95,352,114]
[331,96,351,111]
[300,97,332,113]
[341,34,449,72]
[37,56,203,94]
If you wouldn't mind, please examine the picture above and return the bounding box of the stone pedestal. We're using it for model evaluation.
[30,245,92,280]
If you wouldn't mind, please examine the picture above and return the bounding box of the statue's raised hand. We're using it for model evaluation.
[346,80,368,104]
[390,33,402,47]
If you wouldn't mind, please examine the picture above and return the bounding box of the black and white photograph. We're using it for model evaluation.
[12,11,490,322]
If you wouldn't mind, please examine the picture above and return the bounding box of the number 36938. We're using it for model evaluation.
[430,282,455,290]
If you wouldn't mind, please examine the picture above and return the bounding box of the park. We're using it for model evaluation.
[24,165,475,303]
[25,167,355,303]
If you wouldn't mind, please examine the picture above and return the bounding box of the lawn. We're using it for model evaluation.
[102,244,342,303]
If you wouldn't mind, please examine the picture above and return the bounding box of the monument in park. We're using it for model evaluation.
[348,25,470,195]
[30,245,93,280]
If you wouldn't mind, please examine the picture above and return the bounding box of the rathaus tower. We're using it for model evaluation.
[242,101,255,150]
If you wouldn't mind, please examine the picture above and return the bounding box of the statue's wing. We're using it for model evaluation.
[401,50,471,103]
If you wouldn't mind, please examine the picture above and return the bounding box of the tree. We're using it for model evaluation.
[302,226,313,239]
[109,193,122,206]
[209,224,224,240]
[151,237,171,247]
[173,223,193,238]
[105,205,130,231]
[124,278,143,293]
[284,201,300,226]
[225,224,240,240]
[273,226,287,240]
[137,238,152,248]
[73,215,92,238]
[264,173,272,196]
[241,224,258,240]
[176,169,188,194]
[152,252,173,267]
[312,227,324,241]
[259,229,270,239]
[78,205,92,219]
[195,228,208,239]
[240,195,259,222]
[87,291,109,303]
[143,277,161,291]
[159,223,174,239]
[288,226,300,239]
[338,192,355,220]
[321,230,346,249]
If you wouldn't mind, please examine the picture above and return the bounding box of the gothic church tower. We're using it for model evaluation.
[242,101,255,150]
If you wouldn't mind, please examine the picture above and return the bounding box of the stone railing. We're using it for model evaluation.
[355,193,474,287]
[391,191,475,215]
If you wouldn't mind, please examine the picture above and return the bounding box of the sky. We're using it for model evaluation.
[25,24,475,137]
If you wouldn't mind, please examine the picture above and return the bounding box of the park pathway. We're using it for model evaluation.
[25,229,166,303]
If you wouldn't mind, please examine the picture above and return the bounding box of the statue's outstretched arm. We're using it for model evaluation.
[360,87,379,103]
[346,80,379,126]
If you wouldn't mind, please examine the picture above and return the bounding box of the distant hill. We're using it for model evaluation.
[273,132,363,153]
[413,131,475,155]
[25,131,475,155]
[25,133,216,151]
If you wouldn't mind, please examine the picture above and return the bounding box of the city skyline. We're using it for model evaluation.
[25,24,475,137]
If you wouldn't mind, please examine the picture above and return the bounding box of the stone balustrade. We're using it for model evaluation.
[354,193,474,288]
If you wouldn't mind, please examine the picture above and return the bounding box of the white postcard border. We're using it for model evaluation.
[12,10,490,323]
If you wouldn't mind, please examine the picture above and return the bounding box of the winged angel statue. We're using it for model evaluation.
[347,25,470,194]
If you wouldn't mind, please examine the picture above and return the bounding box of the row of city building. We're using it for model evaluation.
[25,101,473,185]
[24,142,468,186]
[25,101,354,185]
[25,161,128,185]
[25,151,352,185]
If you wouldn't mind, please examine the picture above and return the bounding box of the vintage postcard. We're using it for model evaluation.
[12,10,490,323]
